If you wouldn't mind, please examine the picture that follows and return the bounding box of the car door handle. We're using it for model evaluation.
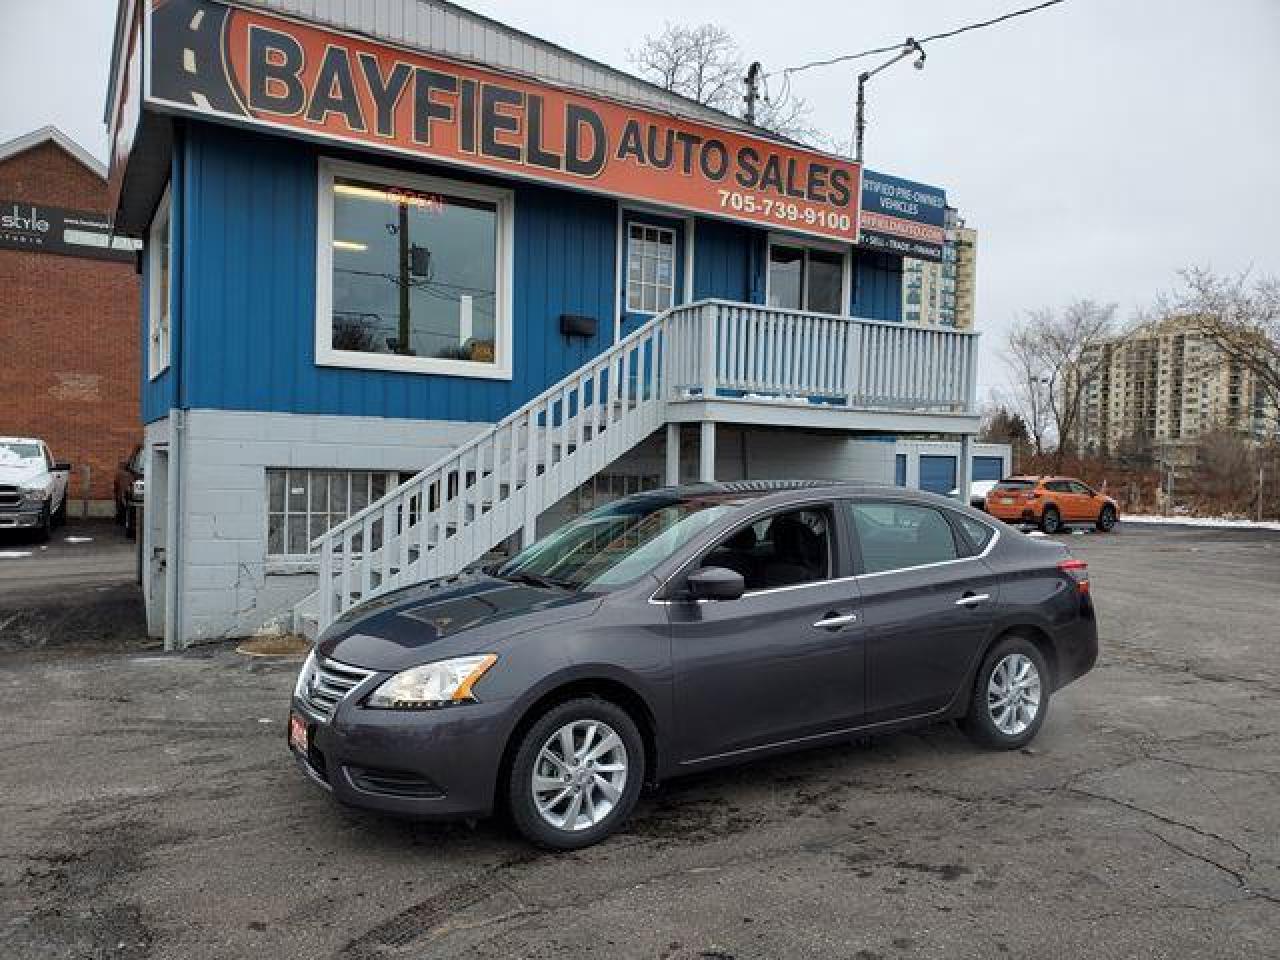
[813,612,859,630]
[954,593,990,608]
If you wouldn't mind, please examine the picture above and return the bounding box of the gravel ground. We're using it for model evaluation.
[0,524,1277,959]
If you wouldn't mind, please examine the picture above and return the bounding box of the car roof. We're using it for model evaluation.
[0,437,43,445]
[632,480,970,510]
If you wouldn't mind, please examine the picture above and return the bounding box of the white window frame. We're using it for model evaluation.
[266,467,408,562]
[764,232,852,317]
[315,158,514,380]
[624,220,678,317]
[147,184,172,380]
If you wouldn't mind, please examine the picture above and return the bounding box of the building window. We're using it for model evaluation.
[266,468,409,558]
[316,159,513,379]
[766,240,847,315]
[625,223,676,314]
[148,185,172,379]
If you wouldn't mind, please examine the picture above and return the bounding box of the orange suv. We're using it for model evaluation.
[984,476,1119,534]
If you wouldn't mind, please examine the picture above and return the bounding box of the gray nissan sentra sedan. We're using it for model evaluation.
[289,482,1097,849]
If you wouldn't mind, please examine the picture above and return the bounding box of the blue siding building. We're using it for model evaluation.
[107,0,996,646]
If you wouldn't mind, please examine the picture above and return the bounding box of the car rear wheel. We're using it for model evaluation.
[962,637,1050,749]
[1040,506,1062,534]
[506,698,644,850]
[1096,505,1117,532]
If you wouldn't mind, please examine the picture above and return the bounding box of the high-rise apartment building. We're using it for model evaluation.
[901,207,977,330]
[1078,315,1275,470]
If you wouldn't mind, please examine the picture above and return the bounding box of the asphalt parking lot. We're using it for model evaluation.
[0,518,147,654]
[1,523,1277,959]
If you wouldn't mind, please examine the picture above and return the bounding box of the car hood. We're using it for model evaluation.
[316,569,601,672]
[0,460,46,485]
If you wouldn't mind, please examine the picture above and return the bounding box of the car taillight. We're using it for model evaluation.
[1058,558,1089,594]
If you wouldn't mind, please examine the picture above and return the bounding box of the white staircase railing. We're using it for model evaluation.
[301,299,980,634]
[307,305,680,632]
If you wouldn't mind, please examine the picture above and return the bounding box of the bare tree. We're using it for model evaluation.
[1002,300,1116,468]
[1041,300,1117,464]
[1167,266,1280,432]
[1194,427,1256,515]
[1000,324,1052,457]
[629,23,825,144]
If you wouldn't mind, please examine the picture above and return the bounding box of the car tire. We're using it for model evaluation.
[506,698,645,850]
[1040,506,1062,534]
[114,496,125,524]
[124,504,137,540]
[962,636,1050,750]
[52,496,67,529]
[1096,505,1117,532]
[34,504,52,543]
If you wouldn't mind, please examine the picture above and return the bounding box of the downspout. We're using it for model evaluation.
[164,125,188,651]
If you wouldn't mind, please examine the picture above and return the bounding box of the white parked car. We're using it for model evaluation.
[950,479,999,511]
[0,437,71,541]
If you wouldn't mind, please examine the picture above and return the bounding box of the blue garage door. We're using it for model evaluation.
[894,454,907,486]
[973,456,1005,482]
[919,455,957,495]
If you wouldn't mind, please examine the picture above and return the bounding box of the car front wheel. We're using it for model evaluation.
[506,698,644,850]
[1096,505,1117,532]
[962,637,1050,749]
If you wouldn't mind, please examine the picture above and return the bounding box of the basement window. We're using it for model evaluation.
[266,468,410,559]
[148,186,172,379]
[316,158,513,379]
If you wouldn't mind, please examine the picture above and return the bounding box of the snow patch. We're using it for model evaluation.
[1123,515,1280,532]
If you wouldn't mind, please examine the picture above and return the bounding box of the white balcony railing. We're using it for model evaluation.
[665,300,978,413]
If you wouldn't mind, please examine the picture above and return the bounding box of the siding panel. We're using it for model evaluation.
[181,124,616,424]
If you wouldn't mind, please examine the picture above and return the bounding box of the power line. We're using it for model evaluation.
[774,0,1068,78]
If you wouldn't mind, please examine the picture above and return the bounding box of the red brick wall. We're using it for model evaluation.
[0,140,141,502]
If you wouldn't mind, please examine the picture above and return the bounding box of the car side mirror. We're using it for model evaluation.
[54,461,72,472]
[686,566,745,602]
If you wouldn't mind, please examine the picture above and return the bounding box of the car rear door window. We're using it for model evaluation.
[1044,480,1072,493]
[1069,481,1095,496]
[702,506,833,591]
[846,502,960,574]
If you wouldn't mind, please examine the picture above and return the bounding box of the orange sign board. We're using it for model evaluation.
[143,0,861,242]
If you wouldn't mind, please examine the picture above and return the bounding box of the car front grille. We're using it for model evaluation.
[303,657,376,720]
[0,486,22,508]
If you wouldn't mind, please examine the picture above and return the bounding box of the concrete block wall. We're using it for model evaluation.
[153,409,487,644]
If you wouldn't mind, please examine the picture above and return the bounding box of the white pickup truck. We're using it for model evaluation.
[0,437,71,541]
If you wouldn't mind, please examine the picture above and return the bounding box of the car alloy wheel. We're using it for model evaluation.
[987,653,1041,736]
[531,719,628,832]
[1097,506,1116,532]
[507,697,644,849]
[1040,507,1061,534]
[963,637,1050,749]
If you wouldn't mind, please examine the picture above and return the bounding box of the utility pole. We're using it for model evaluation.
[853,38,925,163]
[744,62,762,125]
[397,202,410,355]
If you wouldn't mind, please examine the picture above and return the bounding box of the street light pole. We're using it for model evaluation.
[854,38,925,164]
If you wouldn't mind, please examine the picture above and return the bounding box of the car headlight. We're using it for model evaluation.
[131,478,145,498]
[20,484,50,501]
[366,654,497,710]
[293,650,317,699]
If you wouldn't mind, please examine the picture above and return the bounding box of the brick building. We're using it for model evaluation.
[0,126,141,512]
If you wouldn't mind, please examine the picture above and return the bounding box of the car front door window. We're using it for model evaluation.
[672,503,863,761]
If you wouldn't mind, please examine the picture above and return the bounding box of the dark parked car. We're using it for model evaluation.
[289,482,1097,849]
[113,445,144,538]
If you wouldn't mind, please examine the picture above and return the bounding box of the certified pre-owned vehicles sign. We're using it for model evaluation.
[140,0,862,243]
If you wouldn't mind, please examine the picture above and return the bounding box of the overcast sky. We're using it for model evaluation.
[2,0,1277,397]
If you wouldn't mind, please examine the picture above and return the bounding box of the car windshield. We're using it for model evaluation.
[497,494,737,590]
[0,442,41,462]
[993,480,1035,491]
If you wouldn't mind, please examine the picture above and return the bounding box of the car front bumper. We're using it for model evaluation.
[0,507,44,529]
[289,693,515,820]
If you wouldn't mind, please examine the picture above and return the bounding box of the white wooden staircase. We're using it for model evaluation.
[294,300,980,637]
